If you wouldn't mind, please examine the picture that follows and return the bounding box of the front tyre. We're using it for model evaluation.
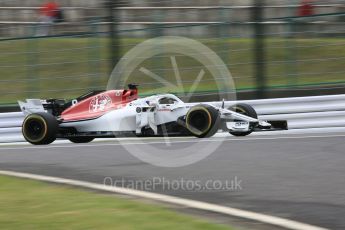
[228,103,257,136]
[185,104,220,138]
[22,112,58,145]
[68,136,94,143]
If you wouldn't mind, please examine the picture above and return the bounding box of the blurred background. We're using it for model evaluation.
[0,0,344,106]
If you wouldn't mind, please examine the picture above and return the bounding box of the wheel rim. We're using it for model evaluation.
[23,117,47,142]
[186,107,212,135]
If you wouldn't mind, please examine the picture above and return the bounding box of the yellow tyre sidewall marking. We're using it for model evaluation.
[23,115,48,143]
[232,106,246,115]
[186,107,212,136]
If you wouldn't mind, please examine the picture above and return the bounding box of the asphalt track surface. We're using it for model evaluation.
[0,131,344,229]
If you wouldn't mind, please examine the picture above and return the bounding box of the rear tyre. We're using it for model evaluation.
[68,136,94,143]
[140,127,155,137]
[228,103,257,136]
[22,112,58,145]
[185,104,220,138]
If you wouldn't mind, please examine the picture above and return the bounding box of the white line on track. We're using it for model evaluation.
[0,170,328,230]
[1,133,345,150]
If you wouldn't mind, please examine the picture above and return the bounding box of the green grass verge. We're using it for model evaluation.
[0,37,344,103]
[0,175,233,230]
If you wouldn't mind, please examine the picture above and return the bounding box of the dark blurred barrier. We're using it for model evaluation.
[253,0,266,99]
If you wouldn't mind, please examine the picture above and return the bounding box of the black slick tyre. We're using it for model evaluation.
[22,112,58,145]
[185,104,220,138]
[68,136,94,143]
[228,103,257,136]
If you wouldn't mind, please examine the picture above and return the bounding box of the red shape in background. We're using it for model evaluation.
[298,0,315,17]
[40,2,58,17]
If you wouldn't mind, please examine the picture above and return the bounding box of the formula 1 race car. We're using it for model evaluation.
[18,84,287,145]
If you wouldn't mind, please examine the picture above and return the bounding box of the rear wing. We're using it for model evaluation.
[18,98,68,117]
[18,99,46,116]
